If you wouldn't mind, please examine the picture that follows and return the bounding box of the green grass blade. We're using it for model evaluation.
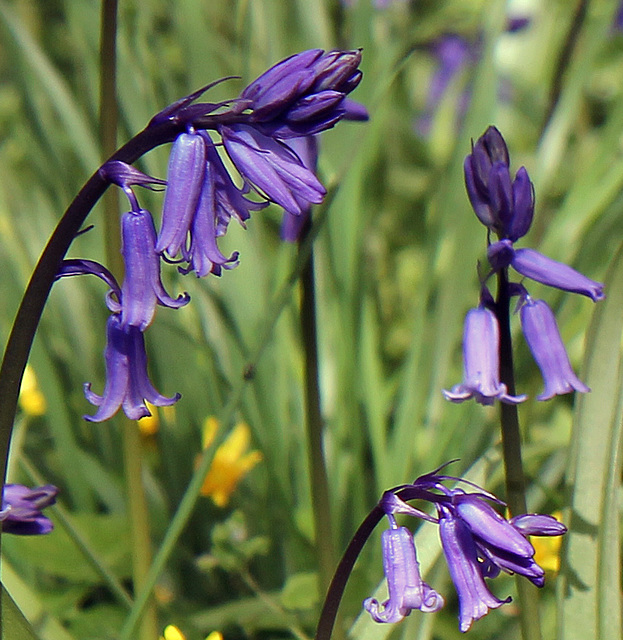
[559,240,623,640]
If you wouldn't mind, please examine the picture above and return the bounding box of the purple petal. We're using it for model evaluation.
[121,209,189,330]
[520,298,590,400]
[180,164,240,277]
[221,124,325,215]
[84,315,132,422]
[438,507,510,632]
[454,494,535,558]
[510,514,567,536]
[157,133,207,257]
[511,248,605,301]
[464,156,494,227]
[364,524,444,623]
[443,306,526,405]
[508,167,534,241]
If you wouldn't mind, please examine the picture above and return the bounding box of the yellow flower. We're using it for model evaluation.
[18,365,46,417]
[532,511,564,574]
[138,402,160,436]
[198,417,262,507]
[161,626,186,640]
[159,625,223,640]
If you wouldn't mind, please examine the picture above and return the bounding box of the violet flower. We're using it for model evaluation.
[1,484,57,535]
[447,126,604,403]
[438,506,510,632]
[117,209,189,329]
[220,124,326,216]
[363,515,444,623]
[363,466,566,632]
[84,314,180,422]
[280,135,319,241]
[443,305,526,405]
[157,131,256,276]
[520,297,590,400]
[239,49,367,139]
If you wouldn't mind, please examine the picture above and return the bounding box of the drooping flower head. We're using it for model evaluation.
[1,484,58,535]
[443,304,525,405]
[238,49,367,138]
[363,466,566,632]
[84,314,180,422]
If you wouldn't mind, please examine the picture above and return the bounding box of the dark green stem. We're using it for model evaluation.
[299,219,336,596]
[495,269,542,640]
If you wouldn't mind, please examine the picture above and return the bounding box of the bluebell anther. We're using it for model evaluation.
[520,297,590,400]
[120,209,190,329]
[363,516,444,623]
[443,305,526,405]
[1,484,58,535]
[84,314,180,422]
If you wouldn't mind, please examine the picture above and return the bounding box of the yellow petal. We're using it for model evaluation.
[18,366,46,417]
[163,625,186,640]
[199,420,262,507]
[138,402,160,436]
[205,632,224,640]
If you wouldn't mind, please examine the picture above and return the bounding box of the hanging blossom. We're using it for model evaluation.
[158,48,368,273]
[54,50,367,422]
[444,126,604,405]
[363,465,566,632]
[1,484,58,535]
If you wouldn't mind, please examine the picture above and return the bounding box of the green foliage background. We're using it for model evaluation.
[0,0,621,639]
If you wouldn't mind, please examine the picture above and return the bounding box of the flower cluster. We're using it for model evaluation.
[57,50,367,422]
[363,466,566,632]
[1,483,57,535]
[444,126,604,405]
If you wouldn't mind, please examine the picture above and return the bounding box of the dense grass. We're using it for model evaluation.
[0,0,621,639]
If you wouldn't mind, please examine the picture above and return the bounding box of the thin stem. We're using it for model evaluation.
[240,567,311,640]
[314,506,384,640]
[299,219,336,597]
[495,269,542,640]
[121,417,159,640]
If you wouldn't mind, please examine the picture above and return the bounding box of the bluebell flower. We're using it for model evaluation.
[364,515,444,623]
[1,484,57,535]
[157,131,256,275]
[416,20,530,139]
[221,124,326,216]
[117,209,190,329]
[438,505,510,632]
[448,126,604,403]
[443,305,526,405]
[280,135,319,241]
[239,49,367,139]
[364,467,566,632]
[520,297,590,400]
[84,314,180,422]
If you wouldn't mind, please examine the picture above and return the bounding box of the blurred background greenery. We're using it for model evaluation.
[0,0,621,639]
